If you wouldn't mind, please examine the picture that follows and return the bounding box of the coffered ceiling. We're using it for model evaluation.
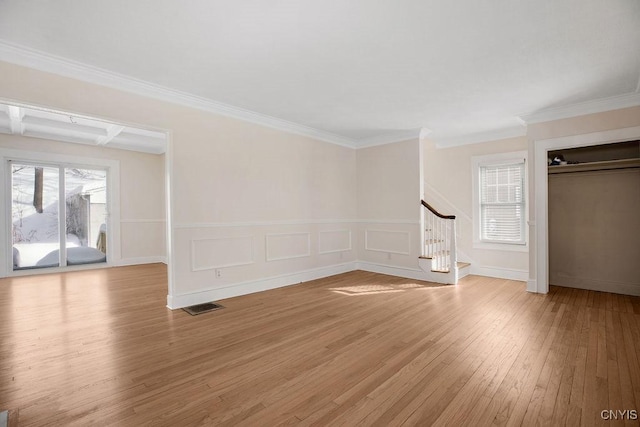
[0,0,638,148]
[0,103,167,154]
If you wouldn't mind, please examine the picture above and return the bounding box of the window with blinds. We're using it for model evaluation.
[479,161,525,244]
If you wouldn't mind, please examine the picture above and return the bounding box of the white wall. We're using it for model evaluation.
[422,136,529,280]
[356,139,422,274]
[0,133,166,266]
[169,121,358,307]
[0,60,358,308]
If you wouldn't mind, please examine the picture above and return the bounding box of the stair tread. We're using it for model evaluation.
[419,258,470,268]
[431,262,470,274]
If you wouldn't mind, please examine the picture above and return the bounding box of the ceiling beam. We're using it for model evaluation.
[8,106,24,134]
[22,115,108,137]
[95,124,125,145]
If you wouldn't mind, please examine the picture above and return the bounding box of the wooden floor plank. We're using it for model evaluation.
[549,305,587,426]
[531,297,576,426]
[472,302,559,426]
[1,265,639,426]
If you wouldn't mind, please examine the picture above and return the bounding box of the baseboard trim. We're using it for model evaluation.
[114,256,167,267]
[470,265,528,282]
[526,279,538,293]
[165,260,534,309]
[167,262,357,309]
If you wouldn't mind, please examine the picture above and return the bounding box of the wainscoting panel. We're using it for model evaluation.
[318,229,352,254]
[365,229,411,255]
[191,236,254,271]
[265,232,311,261]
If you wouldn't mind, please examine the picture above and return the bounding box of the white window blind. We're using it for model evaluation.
[479,161,525,244]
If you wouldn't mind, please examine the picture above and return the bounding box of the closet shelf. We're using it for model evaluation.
[548,158,640,174]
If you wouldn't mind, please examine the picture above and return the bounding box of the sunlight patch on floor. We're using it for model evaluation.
[329,281,451,296]
[330,284,403,296]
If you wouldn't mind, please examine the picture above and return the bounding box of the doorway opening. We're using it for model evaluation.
[532,126,640,294]
[547,140,639,295]
[0,100,169,279]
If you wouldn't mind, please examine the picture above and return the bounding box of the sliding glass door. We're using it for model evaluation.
[11,164,60,269]
[11,162,108,271]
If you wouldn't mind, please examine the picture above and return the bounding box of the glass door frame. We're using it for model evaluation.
[0,148,120,277]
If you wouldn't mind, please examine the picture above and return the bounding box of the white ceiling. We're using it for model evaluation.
[0,0,639,148]
[0,103,167,154]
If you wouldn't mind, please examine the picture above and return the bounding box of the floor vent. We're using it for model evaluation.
[182,302,224,316]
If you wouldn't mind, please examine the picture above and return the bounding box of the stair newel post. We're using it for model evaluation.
[439,217,443,271]
[422,203,427,258]
[428,213,432,259]
[435,215,439,271]
[431,215,435,269]
[421,203,424,257]
[433,216,437,271]
[438,217,442,271]
[430,213,434,268]
[445,219,449,270]
[437,217,440,271]
[441,218,445,271]
[451,218,457,276]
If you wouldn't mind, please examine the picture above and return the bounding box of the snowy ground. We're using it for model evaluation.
[13,237,80,267]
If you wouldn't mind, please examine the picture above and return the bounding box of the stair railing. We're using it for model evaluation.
[421,200,457,272]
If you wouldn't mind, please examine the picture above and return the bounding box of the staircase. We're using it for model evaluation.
[418,200,470,284]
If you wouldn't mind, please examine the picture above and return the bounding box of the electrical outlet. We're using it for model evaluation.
[215,269,222,278]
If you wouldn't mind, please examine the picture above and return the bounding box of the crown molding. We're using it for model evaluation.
[433,125,527,148]
[0,40,358,149]
[419,127,433,140]
[354,128,424,148]
[518,92,640,125]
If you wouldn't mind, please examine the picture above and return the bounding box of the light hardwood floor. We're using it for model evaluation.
[1,265,639,426]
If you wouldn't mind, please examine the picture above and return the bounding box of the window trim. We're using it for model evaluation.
[0,148,120,278]
[472,151,528,252]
